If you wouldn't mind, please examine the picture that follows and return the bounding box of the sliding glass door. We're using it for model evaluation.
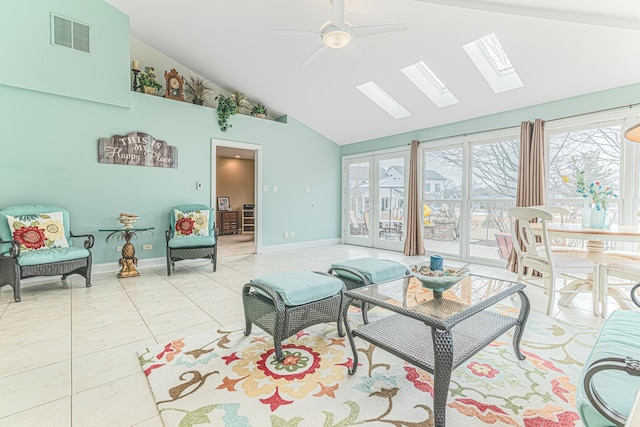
[343,151,409,251]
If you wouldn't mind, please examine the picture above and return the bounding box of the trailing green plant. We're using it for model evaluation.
[185,75,214,104]
[137,66,162,91]
[251,103,268,117]
[215,95,237,132]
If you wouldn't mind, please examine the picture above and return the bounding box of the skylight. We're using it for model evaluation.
[476,33,513,74]
[356,82,411,119]
[463,33,523,93]
[401,61,458,108]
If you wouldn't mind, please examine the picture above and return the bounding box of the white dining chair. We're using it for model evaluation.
[597,260,639,317]
[508,207,597,315]
[530,205,587,255]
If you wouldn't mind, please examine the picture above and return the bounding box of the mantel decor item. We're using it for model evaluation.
[215,95,237,132]
[251,103,268,119]
[185,75,214,105]
[231,91,250,114]
[164,68,185,101]
[137,67,162,95]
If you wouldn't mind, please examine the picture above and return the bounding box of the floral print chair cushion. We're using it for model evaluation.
[6,211,70,251]
[173,208,210,237]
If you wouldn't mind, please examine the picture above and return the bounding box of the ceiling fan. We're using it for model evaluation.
[271,0,407,68]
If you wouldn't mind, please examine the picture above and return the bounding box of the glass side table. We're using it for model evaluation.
[99,227,154,278]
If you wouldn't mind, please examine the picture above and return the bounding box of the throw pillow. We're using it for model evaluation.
[6,211,70,251]
[174,209,210,237]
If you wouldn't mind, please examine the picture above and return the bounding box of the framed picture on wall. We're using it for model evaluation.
[217,197,230,211]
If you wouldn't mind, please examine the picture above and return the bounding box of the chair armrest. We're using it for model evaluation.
[583,356,640,426]
[166,228,172,243]
[327,266,372,286]
[0,239,20,257]
[69,232,94,249]
[632,284,640,308]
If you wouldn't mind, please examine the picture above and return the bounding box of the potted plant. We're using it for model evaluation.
[185,75,214,105]
[251,103,268,119]
[137,66,162,95]
[231,91,250,114]
[215,95,237,132]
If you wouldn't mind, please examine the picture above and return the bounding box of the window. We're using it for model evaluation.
[435,183,441,192]
[425,183,431,192]
[547,122,622,227]
[469,138,519,260]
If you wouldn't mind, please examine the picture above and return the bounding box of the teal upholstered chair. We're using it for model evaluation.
[577,284,640,426]
[166,204,217,275]
[0,204,94,302]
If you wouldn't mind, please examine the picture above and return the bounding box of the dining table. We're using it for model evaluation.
[530,223,640,316]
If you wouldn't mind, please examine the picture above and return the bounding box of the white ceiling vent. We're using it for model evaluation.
[51,14,90,53]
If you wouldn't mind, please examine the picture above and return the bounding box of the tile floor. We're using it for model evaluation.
[0,243,612,426]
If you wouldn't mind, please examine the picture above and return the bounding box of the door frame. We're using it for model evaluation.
[342,147,409,251]
[211,139,263,254]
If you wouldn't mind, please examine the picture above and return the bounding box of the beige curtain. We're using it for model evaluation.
[404,140,425,256]
[507,119,546,272]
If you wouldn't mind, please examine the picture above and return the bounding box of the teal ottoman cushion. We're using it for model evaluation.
[250,271,343,306]
[577,310,640,427]
[331,258,408,284]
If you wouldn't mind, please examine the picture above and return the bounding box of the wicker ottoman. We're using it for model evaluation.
[328,258,410,323]
[242,271,346,361]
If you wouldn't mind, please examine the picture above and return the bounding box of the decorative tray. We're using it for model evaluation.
[410,264,469,293]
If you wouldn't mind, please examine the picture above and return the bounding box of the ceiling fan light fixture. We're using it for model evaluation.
[323,30,351,48]
[625,123,640,143]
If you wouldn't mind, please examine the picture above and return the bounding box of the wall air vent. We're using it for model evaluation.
[51,14,90,53]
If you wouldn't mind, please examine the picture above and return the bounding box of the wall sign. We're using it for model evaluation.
[98,132,178,169]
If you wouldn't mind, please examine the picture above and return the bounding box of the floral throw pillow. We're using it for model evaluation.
[6,211,70,251]
[174,209,210,237]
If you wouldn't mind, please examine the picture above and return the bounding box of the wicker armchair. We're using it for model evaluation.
[166,204,217,275]
[0,204,94,302]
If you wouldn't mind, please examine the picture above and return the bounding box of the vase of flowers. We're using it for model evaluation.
[571,165,617,229]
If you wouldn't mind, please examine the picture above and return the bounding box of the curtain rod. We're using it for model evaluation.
[416,103,639,144]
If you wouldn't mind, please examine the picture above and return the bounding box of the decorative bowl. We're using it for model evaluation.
[410,264,469,292]
[118,214,138,229]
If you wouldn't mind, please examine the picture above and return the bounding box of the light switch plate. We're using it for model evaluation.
[263,185,269,192]
[273,185,278,192]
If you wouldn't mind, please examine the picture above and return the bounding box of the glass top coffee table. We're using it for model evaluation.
[342,274,530,427]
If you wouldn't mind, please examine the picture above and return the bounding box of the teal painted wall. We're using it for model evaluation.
[0,0,130,108]
[0,85,341,263]
[0,0,341,264]
[341,83,640,156]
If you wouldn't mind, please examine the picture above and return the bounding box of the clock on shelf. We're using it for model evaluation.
[164,68,185,101]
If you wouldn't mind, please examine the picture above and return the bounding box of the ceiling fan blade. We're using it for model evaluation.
[330,0,346,27]
[352,23,407,39]
[342,43,367,65]
[270,29,319,37]
[301,45,328,69]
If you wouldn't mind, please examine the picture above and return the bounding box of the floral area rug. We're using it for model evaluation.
[138,306,597,427]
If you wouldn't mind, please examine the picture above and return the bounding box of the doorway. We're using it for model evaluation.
[342,149,409,251]
[212,139,262,255]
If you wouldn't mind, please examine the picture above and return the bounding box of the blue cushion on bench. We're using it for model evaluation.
[331,258,408,284]
[7,246,90,266]
[250,271,343,306]
[577,310,640,427]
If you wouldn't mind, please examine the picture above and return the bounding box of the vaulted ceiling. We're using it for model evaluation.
[106,0,640,145]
